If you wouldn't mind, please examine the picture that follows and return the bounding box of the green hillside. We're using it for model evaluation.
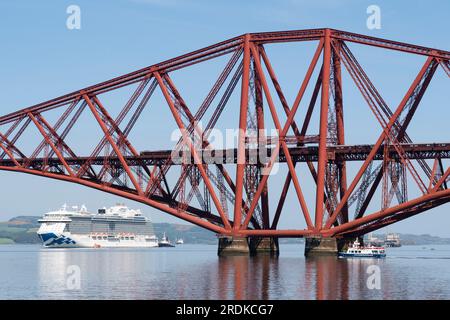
[0,216,41,244]
[152,222,216,244]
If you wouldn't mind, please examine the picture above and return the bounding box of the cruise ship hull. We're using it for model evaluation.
[38,231,158,248]
[37,204,159,249]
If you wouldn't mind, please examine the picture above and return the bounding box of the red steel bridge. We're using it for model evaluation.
[0,28,449,251]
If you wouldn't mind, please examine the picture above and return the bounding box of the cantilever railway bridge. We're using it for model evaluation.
[0,28,449,248]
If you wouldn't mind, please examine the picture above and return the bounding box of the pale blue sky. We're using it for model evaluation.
[0,0,449,236]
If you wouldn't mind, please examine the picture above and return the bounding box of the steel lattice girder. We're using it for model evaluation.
[0,28,449,238]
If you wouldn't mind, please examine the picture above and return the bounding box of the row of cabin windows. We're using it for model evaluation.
[349,250,384,254]
[68,221,152,234]
[91,236,135,240]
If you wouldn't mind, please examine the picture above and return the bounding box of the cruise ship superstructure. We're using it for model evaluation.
[37,204,158,248]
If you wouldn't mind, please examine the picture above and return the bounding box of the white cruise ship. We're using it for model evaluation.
[37,204,158,248]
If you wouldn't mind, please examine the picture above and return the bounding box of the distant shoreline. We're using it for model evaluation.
[2,216,450,245]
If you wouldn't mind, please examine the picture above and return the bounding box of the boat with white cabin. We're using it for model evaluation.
[158,232,175,247]
[338,239,386,258]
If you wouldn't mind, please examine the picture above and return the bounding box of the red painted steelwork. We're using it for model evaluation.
[0,29,448,238]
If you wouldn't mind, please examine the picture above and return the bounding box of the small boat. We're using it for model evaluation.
[367,232,384,247]
[158,232,175,247]
[385,233,401,247]
[176,238,184,245]
[339,239,386,258]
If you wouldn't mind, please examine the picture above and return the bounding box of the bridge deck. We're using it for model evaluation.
[0,143,449,167]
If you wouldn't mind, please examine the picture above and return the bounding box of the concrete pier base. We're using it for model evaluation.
[249,237,279,256]
[217,236,250,256]
[304,237,356,257]
[304,237,338,257]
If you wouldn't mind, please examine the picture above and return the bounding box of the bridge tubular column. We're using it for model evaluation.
[315,28,331,229]
[233,33,251,231]
[217,236,250,256]
[333,40,349,223]
[254,46,270,230]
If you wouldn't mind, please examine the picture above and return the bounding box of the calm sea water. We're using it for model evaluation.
[0,243,449,300]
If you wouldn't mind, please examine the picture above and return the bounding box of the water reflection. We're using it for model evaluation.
[6,244,443,299]
[215,255,280,299]
[215,255,383,299]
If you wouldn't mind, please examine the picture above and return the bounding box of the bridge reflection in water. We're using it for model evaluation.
[215,255,387,300]
[29,245,410,299]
